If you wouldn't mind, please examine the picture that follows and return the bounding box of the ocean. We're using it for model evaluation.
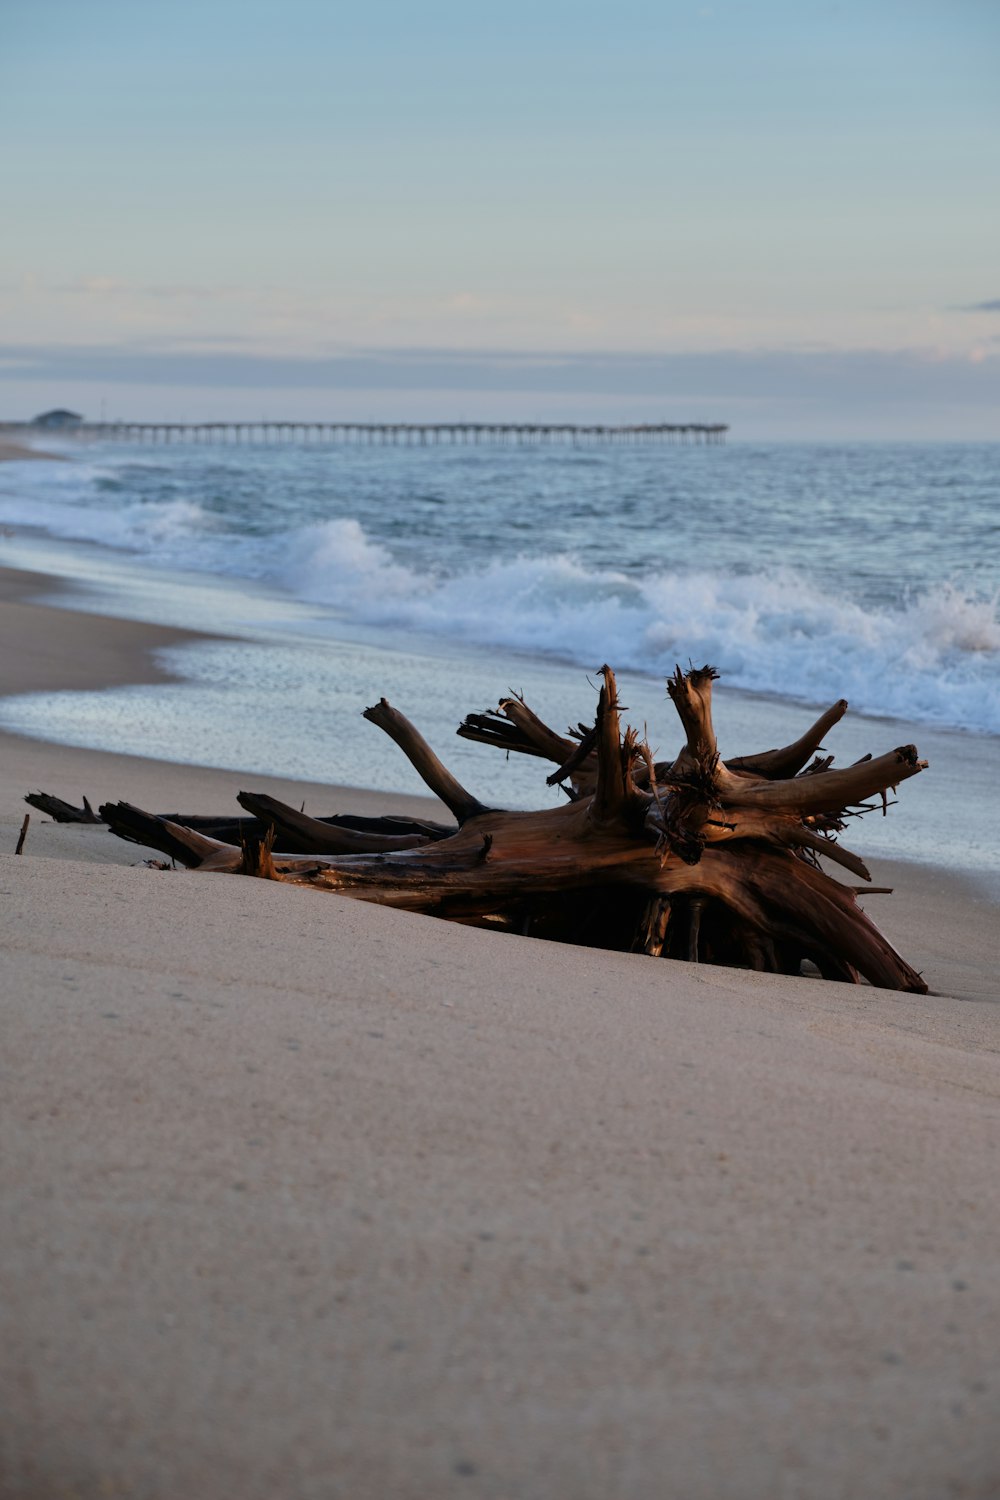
[1,437,998,876]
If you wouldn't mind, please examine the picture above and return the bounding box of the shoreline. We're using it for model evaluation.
[0,562,210,695]
[2,554,997,896]
[0,436,65,463]
[0,561,452,837]
[2,548,999,1498]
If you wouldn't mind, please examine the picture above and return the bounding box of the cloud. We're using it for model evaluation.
[1,342,998,409]
[957,299,1000,313]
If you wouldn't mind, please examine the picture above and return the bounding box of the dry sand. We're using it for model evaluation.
[1,566,998,1500]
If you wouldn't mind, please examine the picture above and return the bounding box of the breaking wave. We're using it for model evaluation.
[2,456,998,735]
[278,518,1000,733]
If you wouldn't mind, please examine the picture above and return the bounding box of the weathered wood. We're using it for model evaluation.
[92,664,930,993]
[25,795,454,849]
[24,792,101,823]
[726,699,849,778]
[235,791,434,855]
[495,694,576,766]
[363,698,489,824]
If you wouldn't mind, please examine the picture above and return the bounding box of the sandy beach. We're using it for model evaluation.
[0,437,64,464]
[1,560,999,1500]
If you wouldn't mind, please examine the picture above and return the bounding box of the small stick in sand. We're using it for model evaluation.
[15,813,30,855]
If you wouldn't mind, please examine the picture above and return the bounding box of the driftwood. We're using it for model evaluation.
[24,792,451,853]
[24,791,102,824]
[74,664,929,993]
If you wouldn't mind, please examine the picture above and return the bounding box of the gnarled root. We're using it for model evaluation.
[96,665,929,994]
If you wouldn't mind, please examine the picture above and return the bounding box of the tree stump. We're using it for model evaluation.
[87,664,928,993]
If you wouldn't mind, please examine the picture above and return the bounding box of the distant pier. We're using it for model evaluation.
[69,420,728,447]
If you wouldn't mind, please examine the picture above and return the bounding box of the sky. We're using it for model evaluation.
[2,0,999,437]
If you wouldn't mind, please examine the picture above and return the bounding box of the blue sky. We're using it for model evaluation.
[2,0,999,435]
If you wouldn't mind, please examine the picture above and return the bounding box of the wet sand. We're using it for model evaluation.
[0,437,64,463]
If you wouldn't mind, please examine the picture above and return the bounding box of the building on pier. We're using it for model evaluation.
[32,408,84,431]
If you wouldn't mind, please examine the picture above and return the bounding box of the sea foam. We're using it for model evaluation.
[2,447,998,736]
[275,518,1000,734]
